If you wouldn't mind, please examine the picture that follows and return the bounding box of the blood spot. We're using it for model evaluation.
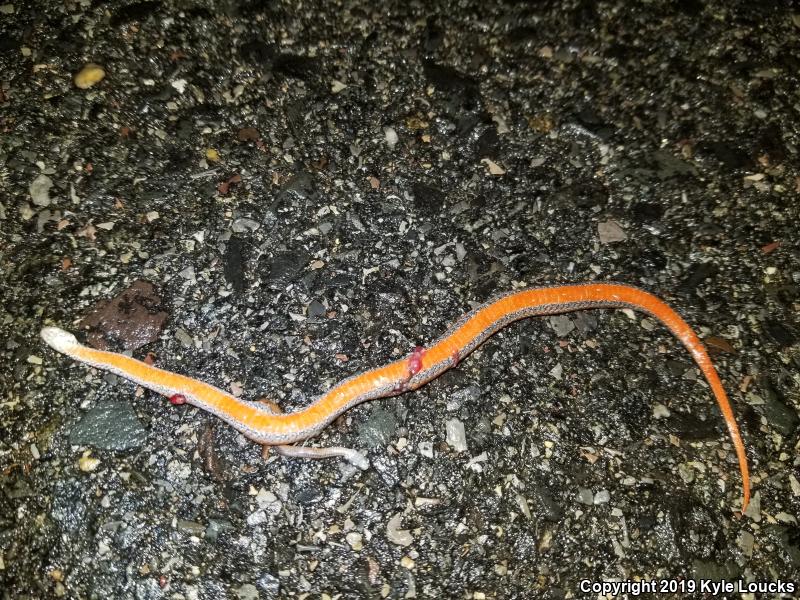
[408,346,425,376]
[451,349,460,367]
[169,394,186,405]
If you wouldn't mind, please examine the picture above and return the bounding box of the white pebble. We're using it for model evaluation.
[383,126,398,147]
[386,513,413,547]
[593,490,611,504]
[171,78,188,93]
[346,532,363,550]
[446,419,468,453]
[29,174,53,207]
[418,441,434,458]
[652,403,670,418]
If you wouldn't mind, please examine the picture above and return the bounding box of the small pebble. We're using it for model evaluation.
[247,510,268,526]
[548,363,563,380]
[652,403,670,418]
[74,63,106,89]
[743,491,761,522]
[445,419,468,452]
[178,266,196,282]
[418,441,434,458]
[386,513,413,547]
[255,488,277,507]
[231,217,260,232]
[29,174,53,207]
[593,490,610,504]
[78,451,100,472]
[346,532,363,550]
[737,530,754,558]
[234,583,259,600]
[548,315,575,336]
[171,78,188,93]
[383,126,398,147]
[597,220,627,243]
[481,158,506,175]
[789,474,800,496]
[166,459,191,481]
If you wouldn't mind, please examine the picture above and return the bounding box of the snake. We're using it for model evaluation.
[40,282,750,512]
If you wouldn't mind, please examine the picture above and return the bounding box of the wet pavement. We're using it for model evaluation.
[2,1,799,598]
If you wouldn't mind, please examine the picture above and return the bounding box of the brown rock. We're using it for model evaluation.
[78,280,168,350]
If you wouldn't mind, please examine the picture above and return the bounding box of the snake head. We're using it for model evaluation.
[40,327,79,353]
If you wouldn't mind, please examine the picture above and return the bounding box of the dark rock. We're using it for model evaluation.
[357,406,398,448]
[272,54,320,81]
[69,400,147,451]
[421,18,444,55]
[665,411,720,442]
[422,60,480,107]
[307,299,326,318]
[757,377,799,436]
[475,127,501,160]
[680,262,719,291]
[110,1,161,27]
[224,237,248,293]
[696,141,754,170]
[240,39,276,65]
[264,250,309,287]
[762,320,796,348]
[411,182,446,216]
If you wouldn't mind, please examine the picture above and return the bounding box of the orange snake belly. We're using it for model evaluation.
[40,282,750,512]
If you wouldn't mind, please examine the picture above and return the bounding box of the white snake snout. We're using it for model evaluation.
[40,327,79,353]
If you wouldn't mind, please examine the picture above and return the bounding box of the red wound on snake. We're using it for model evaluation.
[408,346,425,376]
[169,394,187,405]
[451,349,460,367]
